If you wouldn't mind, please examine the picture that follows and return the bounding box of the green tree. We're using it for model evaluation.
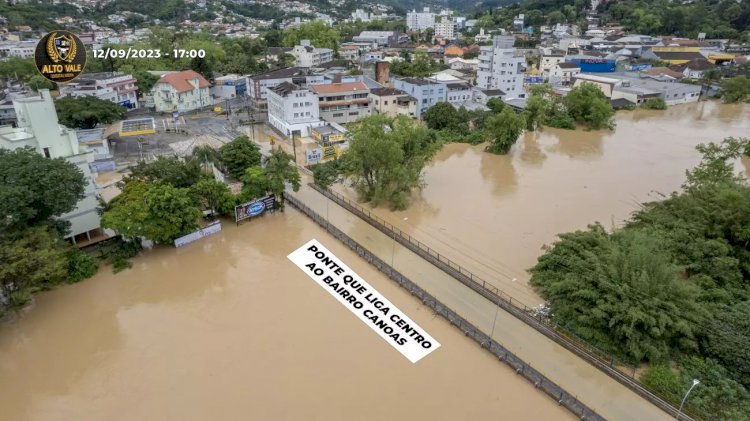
[340,114,440,210]
[191,145,221,174]
[530,225,707,361]
[66,249,100,284]
[282,20,341,50]
[486,97,506,113]
[101,181,201,244]
[563,83,615,130]
[127,157,202,188]
[485,108,525,154]
[27,75,55,91]
[190,178,233,217]
[0,225,69,307]
[264,148,300,210]
[241,166,270,200]
[641,98,667,110]
[311,159,341,189]
[703,301,750,387]
[422,102,467,132]
[219,135,262,180]
[0,57,36,81]
[523,94,548,131]
[721,76,750,103]
[547,10,566,25]
[0,147,85,228]
[55,96,127,129]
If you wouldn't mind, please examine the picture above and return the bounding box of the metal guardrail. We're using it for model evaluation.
[307,183,700,421]
[284,192,604,421]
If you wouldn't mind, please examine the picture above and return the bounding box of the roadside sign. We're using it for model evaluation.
[306,148,322,164]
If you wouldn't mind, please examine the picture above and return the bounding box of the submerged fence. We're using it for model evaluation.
[284,192,604,421]
[306,184,700,421]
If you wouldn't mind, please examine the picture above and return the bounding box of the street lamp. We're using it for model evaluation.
[676,379,700,421]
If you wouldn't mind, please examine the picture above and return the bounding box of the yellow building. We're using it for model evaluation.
[311,125,346,145]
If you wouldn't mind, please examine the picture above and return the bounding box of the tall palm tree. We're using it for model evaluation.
[191,145,220,175]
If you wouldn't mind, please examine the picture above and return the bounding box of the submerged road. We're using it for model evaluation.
[288,177,670,421]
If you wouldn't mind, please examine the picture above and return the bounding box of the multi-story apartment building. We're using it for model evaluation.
[0,40,36,59]
[0,90,100,242]
[59,72,139,109]
[477,36,526,99]
[446,83,472,105]
[266,82,324,137]
[291,40,334,68]
[369,87,417,118]
[434,16,456,40]
[248,67,326,114]
[352,31,406,47]
[390,77,446,118]
[310,81,371,125]
[407,7,435,31]
[351,9,371,22]
[151,70,211,113]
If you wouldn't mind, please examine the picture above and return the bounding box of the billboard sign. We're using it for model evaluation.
[629,64,652,71]
[235,194,276,223]
[525,76,544,84]
[306,148,322,164]
[322,145,335,158]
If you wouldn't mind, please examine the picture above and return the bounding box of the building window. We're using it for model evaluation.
[349,112,358,116]
[294,113,299,118]
[384,101,388,105]
[333,113,344,117]
[43,147,51,158]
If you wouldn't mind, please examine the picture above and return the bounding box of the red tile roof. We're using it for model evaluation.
[309,81,368,94]
[156,70,210,93]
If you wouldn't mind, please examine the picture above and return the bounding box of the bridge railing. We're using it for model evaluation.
[284,192,604,421]
[306,183,702,421]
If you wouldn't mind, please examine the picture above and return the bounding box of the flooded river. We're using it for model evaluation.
[0,213,570,420]
[332,101,750,308]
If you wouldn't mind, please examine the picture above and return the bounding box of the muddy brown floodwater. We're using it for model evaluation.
[0,212,572,421]
[332,101,750,309]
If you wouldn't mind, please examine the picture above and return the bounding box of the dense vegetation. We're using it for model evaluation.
[529,137,750,419]
[101,135,299,244]
[0,148,98,314]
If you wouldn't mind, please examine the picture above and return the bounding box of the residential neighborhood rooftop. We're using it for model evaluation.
[156,70,210,93]
[309,81,368,94]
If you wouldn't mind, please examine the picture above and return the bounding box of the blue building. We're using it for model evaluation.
[390,77,446,118]
[567,57,616,73]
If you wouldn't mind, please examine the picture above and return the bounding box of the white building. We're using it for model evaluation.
[407,7,435,31]
[210,74,248,100]
[0,40,37,59]
[291,40,334,68]
[151,70,211,113]
[549,62,581,84]
[477,36,525,98]
[59,72,139,109]
[474,28,492,43]
[351,9,371,22]
[434,16,455,40]
[267,82,325,137]
[0,90,100,242]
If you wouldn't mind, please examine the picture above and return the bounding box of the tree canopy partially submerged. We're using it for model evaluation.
[339,114,441,210]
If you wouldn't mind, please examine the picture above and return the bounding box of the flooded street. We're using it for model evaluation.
[332,101,750,308]
[0,212,571,421]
